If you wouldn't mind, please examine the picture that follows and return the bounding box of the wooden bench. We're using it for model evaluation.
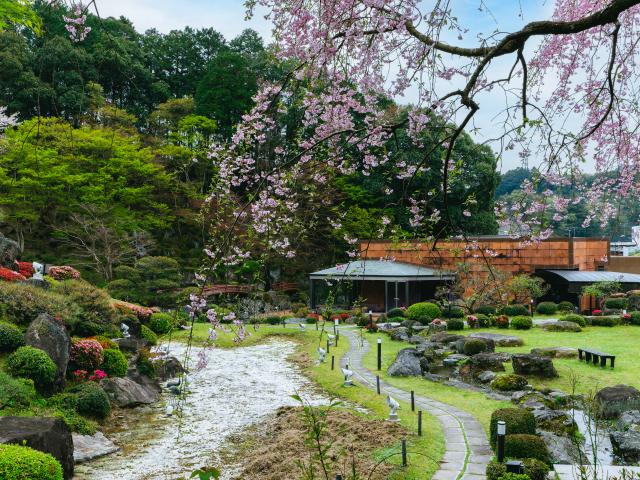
[578,348,616,369]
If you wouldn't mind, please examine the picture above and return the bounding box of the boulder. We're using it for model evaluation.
[25,277,49,290]
[0,233,20,268]
[100,377,160,407]
[617,410,640,432]
[0,416,74,479]
[468,352,508,371]
[408,335,426,345]
[531,346,578,358]
[595,385,640,419]
[401,319,418,329]
[387,348,424,377]
[442,353,469,367]
[477,370,496,383]
[542,321,582,332]
[72,432,119,463]
[454,336,495,354]
[512,354,558,378]
[114,337,143,353]
[154,356,185,381]
[25,313,70,392]
[469,332,523,347]
[611,431,640,463]
[430,332,465,344]
[389,327,410,342]
[540,431,581,464]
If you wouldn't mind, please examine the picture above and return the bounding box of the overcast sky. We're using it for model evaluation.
[93,0,559,172]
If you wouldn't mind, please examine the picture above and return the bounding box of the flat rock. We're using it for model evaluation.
[469,332,523,347]
[540,431,581,464]
[442,353,468,367]
[617,410,640,432]
[73,432,119,463]
[387,348,423,376]
[430,332,465,344]
[531,346,579,359]
[595,385,640,419]
[477,370,496,383]
[25,313,71,392]
[389,327,410,342]
[611,431,640,463]
[154,356,185,381]
[512,354,558,378]
[100,377,160,407]
[0,233,20,268]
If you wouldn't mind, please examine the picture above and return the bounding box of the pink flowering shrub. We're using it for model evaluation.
[592,309,603,316]
[112,299,155,320]
[467,315,478,328]
[70,339,103,371]
[73,369,88,382]
[88,369,107,382]
[48,266,81,281]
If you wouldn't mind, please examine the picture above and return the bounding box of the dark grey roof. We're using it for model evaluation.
[310,260,454,281]
[544,270,640,283]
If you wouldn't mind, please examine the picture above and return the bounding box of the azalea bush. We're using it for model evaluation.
[48,266,80,281]
[70,339,104,371]
[0,267,26,282]
[16,261,34,278]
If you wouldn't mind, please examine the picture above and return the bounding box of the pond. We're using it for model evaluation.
[75,340,328,479]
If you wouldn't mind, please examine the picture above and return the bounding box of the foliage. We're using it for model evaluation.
[0,267,26,282]
[136,348,156,378]
[495,315,510,329]
[7,346,57,392]
[590,316,619,327]
[446,318,464,331]
[0,322,24,352]
[463,339,487,356]
[475,305,497,316]
[582,281,622,300]
[522,458,550,480]
[0,444,63,480]
[604,297,628,310]
[559,314,586,327]
[141,325,158,346]
[101,349,128,377]
[148,312,174,335]
[107,257,181,307]
[72,382,111,420]
[386,308,405,318]
[557,301,576,313]
[52,280,117,334]
[0,371,36,410]
[504,434,550,464]
[70,339,104,371]
[0,282,80,328]
[406,302,441,322]
[48,266,80,281]
[498,474,531,480]
[500,305,529,316]
[486,460,507,480]
[507,276,549,305]
[629,311,640,325]
[491,374,529,392]
[475,313,491,327]
[511,316,533,330]
[535,302,557,315]
[442,306,465,318]
[490,408,536,447]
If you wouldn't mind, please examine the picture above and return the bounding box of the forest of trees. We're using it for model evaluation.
[0,1,501,284]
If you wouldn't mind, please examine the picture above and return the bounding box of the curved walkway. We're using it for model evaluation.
[339,328,491,480]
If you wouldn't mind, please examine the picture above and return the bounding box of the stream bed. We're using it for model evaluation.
[74,340,328,479]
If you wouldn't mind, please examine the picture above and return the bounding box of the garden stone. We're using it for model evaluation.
[617,410,640,432]
[419,357,430,372]
[531,346,578,358]
[0,233,19,268]
[408,335,426,344]
[100,377,160,407]
[443,353,468,367]
[0,416,74,479]
[542,321,582,332]
[423,372,447,382]
[401,319,418,329]
[469,332,524,347]
[511,391,532,403]
[26,277,49,289]
[595,385,640,419]
[469,352,508,371]
[412,325,428,332]
[512,354,558,378]
[25,313,70,392]
[477,370,496,383]
[430,332,465,344]
[153,356,185,381]
[389,327,410,342]
[540,431,581,464]
[611,431,640,463]
[73,432,119,463]
[114,337,143,353]
[454,336,495,354]
[387,348,423,376]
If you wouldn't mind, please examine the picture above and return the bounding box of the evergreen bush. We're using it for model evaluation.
[406,302,441,321]
[446,318,465,331]
[490,408,536,447]
[0,444,63,480]
[535,302,557,315]
[511,316,533,330]
[7,346,57,392]
[504,434,550,464]
[149,312,173,334]
[101,349,128,377]
[0,322,24,352]
[501,304,529,316]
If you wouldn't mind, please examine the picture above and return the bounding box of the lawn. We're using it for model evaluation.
[164,323,445,479]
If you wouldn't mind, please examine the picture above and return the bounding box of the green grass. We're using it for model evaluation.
[361,331,510,432]
[164,322,302,348]
[168,323,445,479]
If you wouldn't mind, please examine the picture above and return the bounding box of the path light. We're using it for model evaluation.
[497,420,506,462]
[327,334,336,346]
[341,367,354,386]
[386,395,400,422]
[377,337,382,371]
[334,318,339,334]
[317,346,326,363]
[299,323,306,332]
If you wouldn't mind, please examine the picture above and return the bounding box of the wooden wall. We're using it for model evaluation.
[608,256,640,274]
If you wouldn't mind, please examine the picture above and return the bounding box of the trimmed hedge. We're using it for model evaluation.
[0,444,63,480]
[504,434,550,464]
[73,383,111,420]
[7,346,57,392]
[557,301,575,313]
[486,460,507,480]
[0,322,24,353]
[442,306,465,319]
[0,282,80,328]
[491,374,528,392]
[511,316,533,330]
[149,313,173,335]
[559,313,586,327]
[387,308,405,318]
[475,313,491,327]
[406,302,441,321]
[535,302,557,315]
[523,458,550,480]
[501,304,529,316]
[52,280,117,335]
[141,325,158,345]
[101,349,128,377]
[490,408,536,447]
[474,305,497,316]
[446,318,465,331]
[604,297,628,310]
[590,316,619,327]
[498,474,531,480]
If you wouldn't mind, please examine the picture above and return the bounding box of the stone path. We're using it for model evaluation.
[339,329,492,480]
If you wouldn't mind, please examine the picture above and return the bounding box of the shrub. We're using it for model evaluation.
[498,475,531,480]
[466,315,479,328]
[475,313,491,327]
[535,301,557,315]
[523,458,550,480]
[629,311,640,325]
[446,318,464,331]
[136,348,156,377]
[511,316,533,330]
[387,308,405,318]
[0,282,80,328]
[442,306,465,318]
[557,301,576,313]
[72,382,111,419]
[48,265,80,280]
[475,305,497,316]
[87,335,118,350]
[0,322,23,352]
[7,346,57,392]
[101,349,128,377]
[501,304,529,316]
[17,261,34,278]
[463,338,487,356]
[0,372,36,410]
[406,302,441,321]
[141,325,158,345]
[149,312,173,335]
[264,315,283,325]
[559,313,586,327]
[490,408,536,447]
[52,280,116,334]
[544,321,581,332]
[590,316,619,327]
[495,315,510,329]
[604,297,628,310]
[0,267,26,282]
[388,316,405,323]
[491,374,528,392]
[70,339,104,371]
[504,434,550,464]
[486,460,507,480]
[107,256,181,307]
[0,444,63,480]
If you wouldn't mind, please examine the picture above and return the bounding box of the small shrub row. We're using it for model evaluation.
[501,304,529,316]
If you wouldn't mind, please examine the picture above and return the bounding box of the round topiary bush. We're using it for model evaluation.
[511,316,533,330]
[535,302,557,315]
[0,322,24,353]
[523,458,550,480]
[475,305,497,316]
[73,382,111,420]
[0,444,63,480]
[604,297,628,310]
[387,308,405,318]
[446,318,464,331]
[7,346,57,392]
[486,460,507,480]
[557,301,575,313]
[490,408,536,447]
[442,306,465,318]
[148,312,173,335]
[475,313,491,327]
[406,302,441,321]
[495,315,510,329]
[463,338,487,356]
[491,374,528,392]
[101,349,128,377]
[141,325,158,346]
[0,372,37,409]
[629,311,640,326]
[501,304,529,316]
[559,313,586,327]
[504,434,550,464]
